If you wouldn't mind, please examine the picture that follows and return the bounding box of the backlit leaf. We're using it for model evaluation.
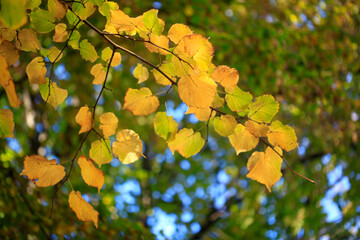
[68,30,80,49]
[123,87,159,116]
[225,86,252,112]
[53,23,68,42]
[90,63,106,85]
[183,33,214,71]
[99,1,119,19]
[39,79,68,109]
[0,108,14,138]
[151,62,176,85]
[144,35,169,55]
[15,29,41,52]
[248,95,279,123]
[133,64,149,83]
[0,55,21,108]
[72,2,95,20]
[20,155,65,187]
[246,147,283,192]
[26,57,47,85]
[78,156,105,193]
[168,23,192,44]
[178,72,217,108]
[168,128,205,158]
[99,112,118,137]
[79,40,99,63]
[75,106,93,134]
[109,9,136,32]
[40,46,62,63]
[101,47,121,67]
[211,65,239,91]
[112,129,143,164]
[267,120,298,151]
[245,120,269,138]
[0,0,27,29]
[154,112,178,140]
[185,107,215,121]
[69,191,99,228]
[29,9,55,33]
[0,40,19,65]
[228,123,259,154]
[213,115,237,137]
[142,9,164,36]
[48,0,68,20]
[90,139,112,167]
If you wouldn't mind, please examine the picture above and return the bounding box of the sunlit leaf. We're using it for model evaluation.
[0,108,14,138]
[267,120,298,151]
[225,86,252,112]
[15,29,41,52]
[245,120,269,138]
[99,112,118,138]
[79,39,99,63]
[0,0,27,29]
[53,23,68,43]
[183,33,214,71]
[123,87,159,116]
[90,63,106,85]
[109,9,136,32]
[68,30,81,49]
[168,23,192,45]
[185,107,215,121]
[133,64,149,83]
[0,55,21,108]
[246,147,283,192]
[168,128,205,158]
[144,35,169,55]
[151,62,176,85]
[0,40,19,65]
[68,191,99,228]
[72,2,95,20]
[39,79,68,109]
[89,139,112,167]
[78,156,105,193]
[213,114,237,137]
[99,1,119,19]
[211,65,239,91]
[40,46,62,63]
[154,112,178,140]
[229,123,259,154]
[26,57,47,85]
[29,9,55,33]
[142,9,164,36]
[75,106,93,134]
[20,155,65,187]
[112,129,143,164]
[248,95,279,123]
[48,0,68,20]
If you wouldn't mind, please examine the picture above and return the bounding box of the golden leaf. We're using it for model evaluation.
[99,112,118,137]
[123,87,159,116]
[75,106,93,134]
[112,129,143,164]
[78,156,105,193]
[68,191,99,228]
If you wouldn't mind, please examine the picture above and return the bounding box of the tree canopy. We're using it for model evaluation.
[0,0,359,239]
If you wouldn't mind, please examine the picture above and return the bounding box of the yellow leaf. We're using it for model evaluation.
[151,61,176,86]
[15,29,41,52]
[211,94,224,108]
[185,106,215,121]
[225,86,252,112]
[26,57,47,85]
[123,87,159,116]
[39,79,68,109]
[211,65,239,91]
[213,115,237,137]
[153,112,178,140]
[0,22,16,42]
[48,0,68,20]
[90,63,106,85]
[78,156,105,193]
[245,120,269,138]
[99,112,118,137]
[68,190,99,228]
[0,40,19,65]
[168,128,204,158]
[89,139,112,167]
[41,46,62,63]
[246,147,283,192]
[178,72,217,108]
[101,47,121,67]
[109,9,136,32]
[267,120,298,152]
[144,35,169,55]
[248,95,279,123]
[53,23,68,43]
[228,124,259,154]
[141,9,164,36]
[0,108,14,138]
[183,33,214,71]
[111,52,122,67]
[133,64,149,83]
[75,106,93,134]
[0,55,21,108]
[168,23,192,45]
[112,129,143,164]
[20,155,65,187]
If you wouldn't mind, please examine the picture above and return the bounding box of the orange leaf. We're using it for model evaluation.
[69,190,99,228]
[99,112,118,137]
[75,106,93,134]
[0,55,21,108]
[112,129,143,164]
[26,57,47,85]
[123,87,159,116]
[78,156,105,193]
[211,65,239,91]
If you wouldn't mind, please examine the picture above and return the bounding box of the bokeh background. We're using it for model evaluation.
[1,0,359,239]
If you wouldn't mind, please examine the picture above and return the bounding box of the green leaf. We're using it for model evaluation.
[154,112,178,140]
[168,128,204,158]
[0,109,14,138]
[248,95,279,123]
[72,2,95,20]
[89,139,112,167]
[225,86,253,112]
[99,1,118,19]
[68,30,81,49]
[0,0,27,29]
[142,9,164,36]
[79,40,99,62]
[29,9,55,33]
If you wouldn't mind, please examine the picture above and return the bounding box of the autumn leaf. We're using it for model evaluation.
[101,47,122,67]
[99,112,118,137]
[168,128,205,158]
[185,107,215,121]
[213,115,237,137]
[48,0,68,20]
[53,23,68,42]
[168,23,192,45]
[75,106,93,134]
[68,191,99,228]
[79,39,99,63]
[267,120,298,151]
[228,124,259,154]
[112,129,143,164]
[39,79,68,109]
[154,112,178,140]
[15,29,41,52]
[211,65,239,91]
[29,9,55,33]
[0,40,20,65]
[151,62,176,85]
[0,108,14,138]
[123,87,159,116]
[0,55,21,108]
[89,139,113,167]
[78,156,105,193]
[248,95,279,123]
[90,63,106,85]
[72,2,95,20]
[144,35,169,55]
[133,64,149,83]
[40,46,62,63]
[246,147,283,192]
[225,86,252,112]
[142,9,164,36]
[109,9,136,32]
[183,33,214,71]
[245,120,269,138]
[20,155,65,187]
[26,57,47,85]
[0,0,27,29]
